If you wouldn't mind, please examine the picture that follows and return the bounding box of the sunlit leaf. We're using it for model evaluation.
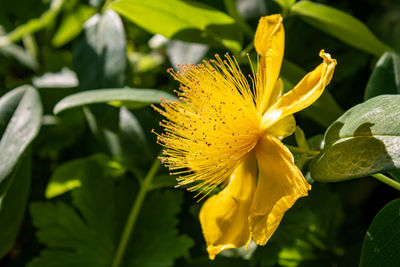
[310,95,400,182]
[360,198,400,267]
[0,85,42,184]
[45,154,125,199]
[291,0,392,56]
[53,88,176,114]
[364,51,400,100]
[111,0,242,52]
[52,5,96,47]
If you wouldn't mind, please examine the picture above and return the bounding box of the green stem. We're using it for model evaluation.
[372,173,400,192]
[111,157,161,267]
[286,145,320,156]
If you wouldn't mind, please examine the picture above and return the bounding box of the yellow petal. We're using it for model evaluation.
[265,114,296,139]
[249,134,311,245]
[261,50,337,129]
[267,78,284,109]
[254,14,285,113]
[199,153,257,259]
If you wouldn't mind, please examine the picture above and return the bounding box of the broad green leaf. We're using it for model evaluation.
[124,190,194,267]
[52,5,96,47]
[0,86,42,184]
[30,156,193,267]
[281,60,344,127]
[291,1,392,56]
[0,154,31,259]
[45,154,125,199]
[364,51,400,100]
[53,88,176,114]
[111,0,242,52]
[73,10,126,90]
[359,198,400,267]
[310,95,400,182]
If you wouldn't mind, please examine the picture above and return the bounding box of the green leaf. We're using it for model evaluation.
[30,156,193,267]
[0,153,31,259]
[364,51,400,100]
[52,5,96,47]
[124,190,194,267]
[281,60,344,127]
[73,10,126,90]
[111,0,242,52]
[360,198,400,267]
[0,85,42,184]
[45,154,125,199]
[310,95,400,182]
[53,88,176,114]
[290,0,392,56]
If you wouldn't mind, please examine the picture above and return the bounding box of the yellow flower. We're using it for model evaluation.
[154,14,336,259]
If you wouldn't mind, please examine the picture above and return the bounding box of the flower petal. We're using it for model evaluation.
[254,14,285,113]
[267,78,284,109]
[261,50,337,129]
[249,134,311,245]
[199,153,257,259]
[265,114,296,139]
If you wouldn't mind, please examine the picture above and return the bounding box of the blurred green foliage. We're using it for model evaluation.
[0,0,399,266]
